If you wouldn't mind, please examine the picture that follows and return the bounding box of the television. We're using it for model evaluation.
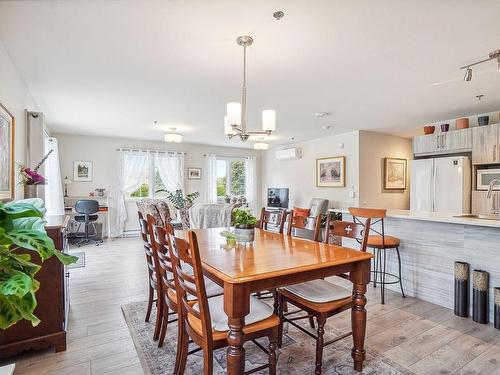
[267,188,289,209]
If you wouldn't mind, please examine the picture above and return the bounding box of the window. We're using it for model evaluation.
[216,159,246,197]
[128,153,183,199]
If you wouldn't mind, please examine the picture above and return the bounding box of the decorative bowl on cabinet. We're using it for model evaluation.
[424,125,435,135]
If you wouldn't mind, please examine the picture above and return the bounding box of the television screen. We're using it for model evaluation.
[267,188,289,209]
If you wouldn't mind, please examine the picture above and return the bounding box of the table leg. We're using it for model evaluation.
[350,260,370,372]
[224,283,250,375]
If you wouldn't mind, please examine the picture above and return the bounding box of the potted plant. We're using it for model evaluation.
[157,189,200,229]
[233,208,258,243]
[0,200,77,330]
[18,150,53,198]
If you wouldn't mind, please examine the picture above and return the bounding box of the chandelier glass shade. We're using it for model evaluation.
[225,35,276,142]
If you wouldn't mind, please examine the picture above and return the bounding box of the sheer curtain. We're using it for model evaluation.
[203,154,217,204]
[154,152,185,192]
[43,136,64,215]
[245,156,258,215]
[117,150,148,235]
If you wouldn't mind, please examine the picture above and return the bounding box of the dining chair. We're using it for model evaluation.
[138,212,162,341]
[258,207,287,233]
[169,231,279,375]
[348,207,405,304]
[286,210,322,242]
[277,214,371,375]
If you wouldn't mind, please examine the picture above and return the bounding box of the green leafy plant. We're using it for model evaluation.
[0,200,78,329]
[233,208,258,228]
[157,189,200,209]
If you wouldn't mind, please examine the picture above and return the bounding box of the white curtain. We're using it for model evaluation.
[154,152,185,193]
[203,154,217,204]
[245,156,258,215]
[117,150,148,235]
[43,136,64,215]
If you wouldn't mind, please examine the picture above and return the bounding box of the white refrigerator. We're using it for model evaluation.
[410,156,471,214]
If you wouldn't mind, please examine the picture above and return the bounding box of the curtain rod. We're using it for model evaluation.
[117,147,186,155]
[203,154,250,159]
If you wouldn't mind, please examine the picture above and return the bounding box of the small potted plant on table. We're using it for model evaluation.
[233,208,258,243]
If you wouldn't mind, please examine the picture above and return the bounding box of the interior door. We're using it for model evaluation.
[410,159,434,211]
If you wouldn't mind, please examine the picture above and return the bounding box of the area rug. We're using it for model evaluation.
[122,301,413,374]
[68,251,85,269]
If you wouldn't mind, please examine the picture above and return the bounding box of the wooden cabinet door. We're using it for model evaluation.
[413,134,440,155]
[472,190,499,216]
[443,128,472,151]
[472,124,499,164]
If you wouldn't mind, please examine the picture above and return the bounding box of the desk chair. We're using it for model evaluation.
[74,200,102,246]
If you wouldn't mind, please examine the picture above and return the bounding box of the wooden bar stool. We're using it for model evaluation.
[348,207,405,304]
[169,231,279,375]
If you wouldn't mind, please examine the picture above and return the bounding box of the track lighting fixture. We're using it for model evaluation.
[460,48,500,82]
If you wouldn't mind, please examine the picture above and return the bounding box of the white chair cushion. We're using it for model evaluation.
[193,294,274,332]
[283,279,352,303]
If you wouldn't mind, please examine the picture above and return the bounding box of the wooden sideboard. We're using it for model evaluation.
[0,215,70,359]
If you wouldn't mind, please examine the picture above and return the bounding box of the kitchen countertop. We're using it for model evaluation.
[329,208,500,228]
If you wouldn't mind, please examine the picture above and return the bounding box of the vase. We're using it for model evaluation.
[234,224,255,243]
[440,123,450,132]
[454,261,469,317]
[478,116,489,126]
[472,269,489,324]
[24,185,38,199]
[495,287,500,330]
[424,125,435,135]
[455,118,469,129]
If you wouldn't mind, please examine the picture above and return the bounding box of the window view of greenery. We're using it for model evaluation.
[216,159,246,197]
[154,168,167,197]
[130,170,149,198]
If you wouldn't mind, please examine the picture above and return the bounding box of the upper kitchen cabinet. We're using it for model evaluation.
[413,128,472,156]
[472,124,499,164]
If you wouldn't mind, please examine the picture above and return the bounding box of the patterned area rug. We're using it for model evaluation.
[122,301,413,374]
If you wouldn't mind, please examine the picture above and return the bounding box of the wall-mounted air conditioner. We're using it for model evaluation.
[275,147,302,160]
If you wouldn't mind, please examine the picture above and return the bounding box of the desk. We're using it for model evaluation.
[64,196,111,240]
[175,228,373,374]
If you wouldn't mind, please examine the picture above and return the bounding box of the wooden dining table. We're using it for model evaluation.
[175,227,373,374]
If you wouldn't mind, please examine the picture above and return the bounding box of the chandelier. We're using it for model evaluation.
[225,35,276,143]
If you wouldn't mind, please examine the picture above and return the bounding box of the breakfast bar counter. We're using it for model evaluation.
[332,208,500,323]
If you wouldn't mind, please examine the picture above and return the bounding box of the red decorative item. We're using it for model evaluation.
[424,125,435,135]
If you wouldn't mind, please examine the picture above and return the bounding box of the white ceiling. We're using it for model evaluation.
[1,0,499,148]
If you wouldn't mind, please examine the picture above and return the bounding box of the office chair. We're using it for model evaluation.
[74,200,102,246]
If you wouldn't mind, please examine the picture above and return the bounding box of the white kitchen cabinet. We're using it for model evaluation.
[413,128,472,156]
[472,190,500,216]
[472,124,499,164]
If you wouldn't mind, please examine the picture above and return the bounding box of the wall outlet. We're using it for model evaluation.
[348,190,355,198]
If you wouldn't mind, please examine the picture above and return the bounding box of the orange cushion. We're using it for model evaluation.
[293,207,311,217]
[367,235,400,248]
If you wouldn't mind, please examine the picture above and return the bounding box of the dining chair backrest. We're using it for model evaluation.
[151,221,176,295]
[169,231,214,344]
[138,212,155,277]
[287,210,322,242]
[324,215,371,252]
[258,207,287,233]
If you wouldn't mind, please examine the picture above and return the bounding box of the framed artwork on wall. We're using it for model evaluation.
[316,156,345,187]
[73,160,93,182]
[187,167,202,180]
[384,158,407,190]
[0,103,15,199]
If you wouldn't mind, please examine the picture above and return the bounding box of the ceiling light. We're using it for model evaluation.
[315,112,331,119]
[463,67,472,82]
[164,128,182,143]
[225,35,276,142]
[460,48,500,81]
[254,142,269,150]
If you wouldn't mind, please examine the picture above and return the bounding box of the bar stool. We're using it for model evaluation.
[348,208,405,304]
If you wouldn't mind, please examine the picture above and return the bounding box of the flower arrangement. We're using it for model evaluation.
[18,150,53,186]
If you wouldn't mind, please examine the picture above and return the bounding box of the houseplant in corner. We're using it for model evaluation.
[0,200,77,330]
[233,208,258,243]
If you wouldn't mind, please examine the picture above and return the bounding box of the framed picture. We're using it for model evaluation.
[0,103,15,199]
[73,160,93,182]
[187,167,202,180]
[384,158,407,190]
[316,156,345,187]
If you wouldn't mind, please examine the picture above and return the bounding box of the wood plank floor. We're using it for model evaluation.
[2,237,499,374]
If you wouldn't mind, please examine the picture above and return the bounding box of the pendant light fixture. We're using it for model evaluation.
[225,35,276,142]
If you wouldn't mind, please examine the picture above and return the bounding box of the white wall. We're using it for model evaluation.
[261,131,360,210]
[359,131,412,209]
[55,133,261,233]
[0,39,38,199]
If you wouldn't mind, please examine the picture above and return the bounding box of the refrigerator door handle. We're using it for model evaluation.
[436,135,440,149]
[432,160,436,212]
